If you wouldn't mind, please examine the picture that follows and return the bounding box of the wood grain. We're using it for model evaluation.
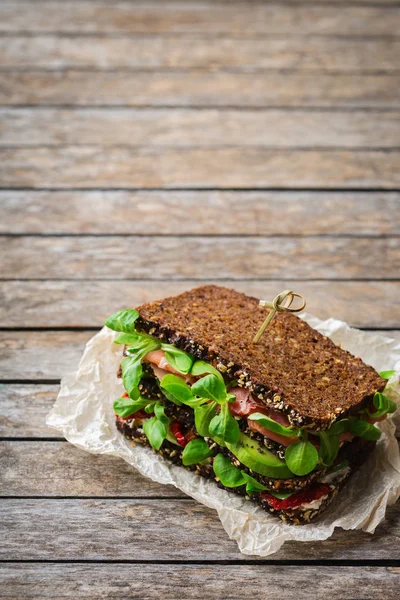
[1,564,400,600]
[2,280,400,328]
[2,2,400,35]
[0,330,93,380]
[2,35,399,71]
[2,0,400,583]
[2,108,399,148]
[1,236,399,280]
[0,385,60,437]
[1,146,400,188]
[1,498,399,561]
[0,441,185,497]
[2,190,400,235]
[2,71,399,108]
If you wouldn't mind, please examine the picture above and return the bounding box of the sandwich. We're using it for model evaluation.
[105,285,396,525]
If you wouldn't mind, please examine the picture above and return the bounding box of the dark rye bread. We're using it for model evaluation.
[136,285,385,430]
[116,416,374,525]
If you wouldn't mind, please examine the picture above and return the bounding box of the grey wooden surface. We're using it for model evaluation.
[1,1,400,598]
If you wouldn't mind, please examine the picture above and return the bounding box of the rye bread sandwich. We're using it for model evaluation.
[105,285,396,525]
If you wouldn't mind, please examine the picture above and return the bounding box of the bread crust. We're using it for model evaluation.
[136,285,385,429]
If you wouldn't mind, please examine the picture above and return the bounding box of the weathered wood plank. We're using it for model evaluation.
[1,327,399,382]
[1,236,399,280]
[2,71,399,108]
[1,147,399,188]
[2,2,400,35]
[1,498,399,560]
[0,385,59,437]
[2,108,399,148]
[2,190,400,235]
[0,331,93,380]
[1,565,399,600]
[2,35,399,71]
[1,280,400,329]
[0,441,185,497]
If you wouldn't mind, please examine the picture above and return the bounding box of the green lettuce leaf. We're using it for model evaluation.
[105,309,139,333]
[248,413,299,438]
[161,344,194,375]
[284,440,319,476]
[212,454,246,488]
[191,374,227,403]
[194,401,217,437]
[113,396,154,418]
[190,360,224,382]
[160,374,205,407]
[208,402,240,444]
[379,370,395,380]
[181,438,214,466]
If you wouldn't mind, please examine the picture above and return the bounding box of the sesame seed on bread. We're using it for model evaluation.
[135,285,386,430]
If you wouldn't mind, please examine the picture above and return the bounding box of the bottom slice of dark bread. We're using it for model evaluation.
[116,416,375,525]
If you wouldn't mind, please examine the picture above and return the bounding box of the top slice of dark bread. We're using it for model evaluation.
[135,285,385,429]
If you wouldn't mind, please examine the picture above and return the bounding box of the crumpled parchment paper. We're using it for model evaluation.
[46,313,400,556]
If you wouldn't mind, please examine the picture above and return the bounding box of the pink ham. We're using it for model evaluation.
[151,363,173,382]
[229,387,297,445]
[144,349,196,383]
[247,419,298,446]
[229,387,290,425]
[145,350,176,373]
[228,387,253,416]
[229,387,276,419]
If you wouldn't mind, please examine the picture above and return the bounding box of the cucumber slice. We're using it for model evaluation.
[225,433,294,479]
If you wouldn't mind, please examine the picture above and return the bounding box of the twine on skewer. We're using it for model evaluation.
[253,289,306,344]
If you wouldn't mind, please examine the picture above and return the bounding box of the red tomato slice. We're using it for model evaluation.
[260,483,332,511]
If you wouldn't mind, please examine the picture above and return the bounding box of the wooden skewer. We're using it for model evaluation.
[253,289,306,344]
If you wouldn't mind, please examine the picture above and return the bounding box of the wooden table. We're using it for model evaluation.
[1,1,400,597]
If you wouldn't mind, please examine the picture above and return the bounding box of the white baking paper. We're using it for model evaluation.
[46,314,400,556]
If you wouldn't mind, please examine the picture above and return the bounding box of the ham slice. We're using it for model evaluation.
[229,387,290,425]
[151,364,173,382]
[145,350,176,373]
[247,419,298,446]
[144,349,196,383]
[229,386,297,446]
[228,387,253,416]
